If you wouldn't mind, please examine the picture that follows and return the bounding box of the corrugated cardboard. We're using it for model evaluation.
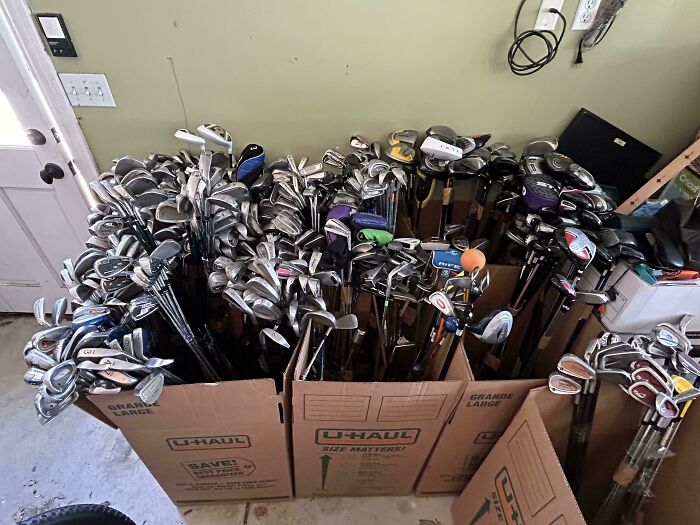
[416,375,544,495]
[416,265,547,496]
[291,323,465,497]
[451,385,653,524]
[88,378,293,504]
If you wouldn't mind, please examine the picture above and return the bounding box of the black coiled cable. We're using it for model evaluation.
[507,0,567,76]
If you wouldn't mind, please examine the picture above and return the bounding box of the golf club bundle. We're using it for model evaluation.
[21,124,519,424]
[547,317,700,524]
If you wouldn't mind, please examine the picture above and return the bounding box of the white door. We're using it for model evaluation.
[0,23,90,312]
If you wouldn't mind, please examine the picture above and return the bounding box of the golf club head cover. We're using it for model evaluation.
[351,213,388,231]
[356,229,393,246]
[432,249,463,272]
[326,205,354,222]
[522,174,560,210]
[236,144,265,186]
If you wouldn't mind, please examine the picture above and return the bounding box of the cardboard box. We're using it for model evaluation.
[87,378,293,504]
[415,375,544,496]
[451,385,669,524]
[290,323,465,497]
[580,262,700,333]
[415,265,547,496]
[417,264,612,497]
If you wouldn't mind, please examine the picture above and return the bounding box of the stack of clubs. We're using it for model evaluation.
[547,316,700,524]
[414,125,492,236]
[63,201,153,306]
[130,240,222,381]
[407,247,514,381]
[24,297,184,424]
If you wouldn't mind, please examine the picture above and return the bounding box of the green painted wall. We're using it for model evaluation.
[31,0,700,173]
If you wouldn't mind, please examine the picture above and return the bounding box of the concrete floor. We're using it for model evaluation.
[1,315,455,525]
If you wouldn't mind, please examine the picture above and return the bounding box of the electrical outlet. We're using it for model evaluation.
[58,73,116,107]
[572,0,602,30]
[534,0,565,31]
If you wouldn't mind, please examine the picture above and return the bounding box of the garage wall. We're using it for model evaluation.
[30,0,700,173]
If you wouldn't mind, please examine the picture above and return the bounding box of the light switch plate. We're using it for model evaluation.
[534,0,565,31]
[572,0,602,30]
[58,73,116,107]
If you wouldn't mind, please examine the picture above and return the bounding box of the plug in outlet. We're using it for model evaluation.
[534,0,565,31]
[572,0,602,30]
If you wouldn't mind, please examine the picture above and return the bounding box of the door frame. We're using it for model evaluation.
[0,0,98,199]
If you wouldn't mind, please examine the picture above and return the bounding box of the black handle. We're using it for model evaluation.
[39,163,64,185]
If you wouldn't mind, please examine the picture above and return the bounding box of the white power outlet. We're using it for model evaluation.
[572,0,602,30]
[58,73,116,107]
[534,0,565,31]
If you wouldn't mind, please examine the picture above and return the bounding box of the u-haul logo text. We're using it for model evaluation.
[495,467,524,525]
[315,428,420,446]
[167,434,251,451]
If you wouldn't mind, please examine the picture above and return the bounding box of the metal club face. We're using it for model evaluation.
[33,298,50,327]
[627,381,660,409]
[630,367,672,396]
[335,314,359,331]
[655,394,679,419]
[548,372,581,395]
[135,372,165,405]
[261,328,291,349]
[428,291,456,318]
[302,310,336,329]
[557,354,595,380]
[51,298,68,326]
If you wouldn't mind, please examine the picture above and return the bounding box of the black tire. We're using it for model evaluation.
[18,504,136,525]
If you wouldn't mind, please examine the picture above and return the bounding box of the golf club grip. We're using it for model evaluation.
[564,399,593,495]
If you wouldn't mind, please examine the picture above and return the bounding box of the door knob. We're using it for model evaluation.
[39,163,65,185]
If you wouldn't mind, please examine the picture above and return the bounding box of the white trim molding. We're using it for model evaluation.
[0,0,99,192]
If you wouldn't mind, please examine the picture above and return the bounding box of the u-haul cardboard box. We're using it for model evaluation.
[87,378,293,504]
[450,383,688,524]
[290,322,466,497]
[416,266,608,496]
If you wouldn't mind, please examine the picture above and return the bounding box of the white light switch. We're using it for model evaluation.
[58,73,116,107]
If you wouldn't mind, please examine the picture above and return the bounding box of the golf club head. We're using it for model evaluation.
[548,372,581,395]
[428,291,456,318]
[469,309,513,344]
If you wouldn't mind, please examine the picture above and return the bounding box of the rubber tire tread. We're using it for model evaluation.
[18,504,136,525]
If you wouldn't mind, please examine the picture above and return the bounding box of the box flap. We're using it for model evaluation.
[88,378,282,430]
[452,388,586,525]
